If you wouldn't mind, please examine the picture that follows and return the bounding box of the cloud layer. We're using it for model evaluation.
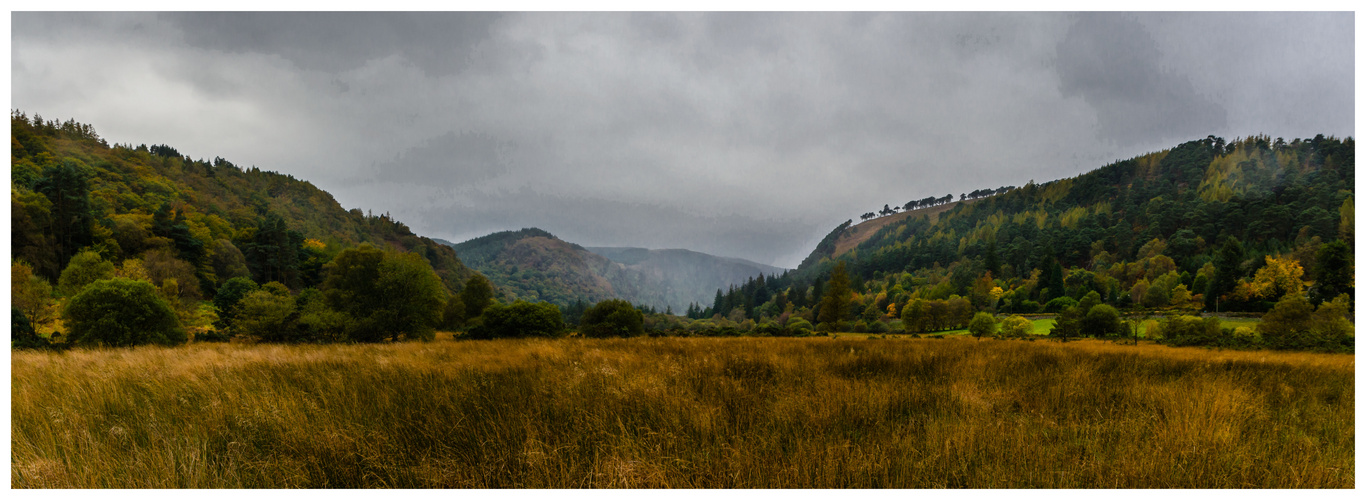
[12,12,1354,267]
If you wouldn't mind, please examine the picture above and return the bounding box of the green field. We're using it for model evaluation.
[840,317,1056,339]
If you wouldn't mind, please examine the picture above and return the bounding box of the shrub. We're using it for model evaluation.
[785,318,814,336]
[143,248,203,304]
[195,329,232,343]
[64,278,185,347]
[295,288,348,343]
[1043,296,1079,313]
[1259,293,1355,351]
[999,315,1034,338]
[213,276,259,333]
[1257,294,1314,348]
[1016,300,1042,314]
[867,320,890,334]
[466,301,564,339]
[11,307,51,350]
[442,293,466,330]
[235,285,298,342]
[1081,304,1122,337]
[754,321,783,337]
[57,250,115,297]
[1156,315,1222,346]
[687,319,715,332]
[1310,294,1354,341]
[579,299,645,338]
[1077,291,1102,315]
[12,262,54,326]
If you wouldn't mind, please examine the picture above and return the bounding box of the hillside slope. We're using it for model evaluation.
[691,134,1354,325]
[447,229,785,311]
[795,135,1353,283]
[10,112,474,295]
[831,199,977,258]
[586,246,786,310]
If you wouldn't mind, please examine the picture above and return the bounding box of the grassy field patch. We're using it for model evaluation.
[12,337,1353,488]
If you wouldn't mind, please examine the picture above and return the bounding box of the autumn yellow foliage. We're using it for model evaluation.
[1247,256,1307,301]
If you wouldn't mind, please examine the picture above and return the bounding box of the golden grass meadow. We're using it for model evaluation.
[11,336,1354,488]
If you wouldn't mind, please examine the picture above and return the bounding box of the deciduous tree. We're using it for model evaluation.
[968,312,997,340]
[56,250,114,297]
[64,278,185,347]
[461,274,495,322]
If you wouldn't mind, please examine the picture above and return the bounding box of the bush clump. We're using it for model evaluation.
[466,301,565,339]
[1043,296,1079,313]
[998,315,1034,338]
[11,307,53,350]
[579,299,645,338]
[64,278,185,347]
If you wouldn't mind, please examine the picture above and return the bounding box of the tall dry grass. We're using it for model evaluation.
[11,337,1354,488]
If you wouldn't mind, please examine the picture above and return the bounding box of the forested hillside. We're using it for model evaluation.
[10,111,1354,350]
[11,111,480,344]
[687,134,1352,348]
[11,111,472,292]
[799,135,1353,306]
[448,228,626,307]
[446,229,784,313]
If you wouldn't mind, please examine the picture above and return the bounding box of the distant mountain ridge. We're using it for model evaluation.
[586,246,786,310]
[444,229,786,311]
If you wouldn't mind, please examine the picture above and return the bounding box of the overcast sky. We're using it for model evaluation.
[11,12,1354,268]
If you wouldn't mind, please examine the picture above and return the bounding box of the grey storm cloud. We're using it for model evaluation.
[11,12,1354,268]
[1055,13,1228,146]
[164,12,503,76]
[374,131,512,185]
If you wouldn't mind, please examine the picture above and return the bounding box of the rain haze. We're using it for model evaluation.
[11,12,1354,268]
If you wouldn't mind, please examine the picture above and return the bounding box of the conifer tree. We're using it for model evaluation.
[818,262,851,329]
[36,160,94,270]
[1205,237,1244,311]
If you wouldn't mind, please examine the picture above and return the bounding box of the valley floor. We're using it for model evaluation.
[12,336,1354,488]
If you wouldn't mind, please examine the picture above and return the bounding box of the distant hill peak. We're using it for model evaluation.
[441,228,788,311]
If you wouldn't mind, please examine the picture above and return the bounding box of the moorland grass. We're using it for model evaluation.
[11,336,1353,488]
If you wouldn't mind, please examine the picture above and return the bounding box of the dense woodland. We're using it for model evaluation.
[677,134,1354,350]
[10,111,474,345]
[9,112,1356,351]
